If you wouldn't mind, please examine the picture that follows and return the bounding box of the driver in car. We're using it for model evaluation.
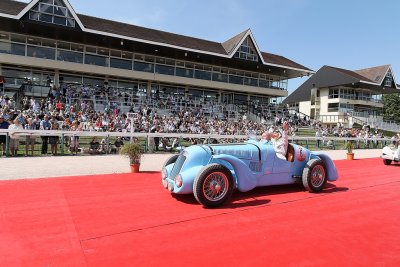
[261,121,289,160]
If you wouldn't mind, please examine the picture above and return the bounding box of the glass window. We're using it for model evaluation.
[212,72,228,83]
[27,45,55,60]
[134,54,145,61]
[86,46,96,54]
[176,61,185,67]
[194,70,211,80]
[10,34,25,43]
[42,38,56,48]
[57,41,70,50]
[10,43,25,56]
[244,77,258,87]
[53,16,67,26]
[70,43,83,52]
[155,64,175,76]
[0,33,10,41]
[229,75,243,85]
[110,58,132,70]
[233,36,259,62]
[0,41,11,54]
[2,68,31,85]
[27,37,41,45]
[53,6,67,16]
[29,0,75,28]
[110,50,121,58]
[121,51,133,59]
[39,13,53,23]
[60,74,82,84]
[97,48,109,56]
[84,54,107,67]
[83,77,103,86]
[259,79,270,88]
[134,61,154,73]
[328,103,339,112]
[57,50,83,63]
[176,67,193,78]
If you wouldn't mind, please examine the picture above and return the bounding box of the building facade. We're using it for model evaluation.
[284,65,399,126]
[0,0,312,114]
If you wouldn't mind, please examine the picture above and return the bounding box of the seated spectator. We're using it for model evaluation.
[89,137,101,154]
[114,137,124,152]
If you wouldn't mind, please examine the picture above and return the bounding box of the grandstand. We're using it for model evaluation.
[0,0,313,122]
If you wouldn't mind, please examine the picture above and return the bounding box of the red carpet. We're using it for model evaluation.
[1,158,399,266]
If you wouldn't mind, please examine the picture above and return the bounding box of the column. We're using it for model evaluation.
[54,69,59,87]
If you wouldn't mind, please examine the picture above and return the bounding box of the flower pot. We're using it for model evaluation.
[347,153,354,160]
[130,164,140,173]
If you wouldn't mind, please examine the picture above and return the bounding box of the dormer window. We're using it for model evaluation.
[29,0,75,28]
[384,69,393,87]
[234,36,258,62]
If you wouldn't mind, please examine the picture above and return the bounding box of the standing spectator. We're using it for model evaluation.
[8,118,23,156]
[49,121,59,155]
[25,118,37,156]
[315,130,321,148]
[40,115,51,154]
[0,114,10,156]
[69,121,81,154]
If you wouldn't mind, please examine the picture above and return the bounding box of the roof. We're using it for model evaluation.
[221,29,249,54]
[283,65,400,104]
[354,65,390,84]
[78,14,228,55]
[0,0,312,72]
[0,0,24,15]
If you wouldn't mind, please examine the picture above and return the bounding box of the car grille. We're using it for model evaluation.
[169,154,186,179]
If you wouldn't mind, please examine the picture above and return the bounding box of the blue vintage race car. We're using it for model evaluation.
[161,140,339,208]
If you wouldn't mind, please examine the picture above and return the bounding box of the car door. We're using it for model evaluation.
[272,153,292,174]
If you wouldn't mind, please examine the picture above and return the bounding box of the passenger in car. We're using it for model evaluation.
[261,121,289,160]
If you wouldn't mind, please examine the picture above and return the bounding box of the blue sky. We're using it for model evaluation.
[20,0,400,93]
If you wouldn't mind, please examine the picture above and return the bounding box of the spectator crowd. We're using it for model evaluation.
[1,83,398,156]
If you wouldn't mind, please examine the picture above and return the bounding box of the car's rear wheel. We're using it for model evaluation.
[383,159,392,165]
[193,164,234,208]
[302,159,327,192]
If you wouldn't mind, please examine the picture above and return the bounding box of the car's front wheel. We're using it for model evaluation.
[383,159,392,165]
[193,164,234,208]
[302,159,327,192]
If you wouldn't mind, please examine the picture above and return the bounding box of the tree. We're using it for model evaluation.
[383,93,400,123]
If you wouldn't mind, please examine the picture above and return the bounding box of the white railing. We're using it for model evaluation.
[0,129,395,143]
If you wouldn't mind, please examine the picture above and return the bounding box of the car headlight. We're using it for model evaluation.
[161,168,168,179]
[175,174,183,188]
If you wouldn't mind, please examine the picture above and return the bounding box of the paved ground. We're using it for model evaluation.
[0,157,399,266]
[2,149,382,180]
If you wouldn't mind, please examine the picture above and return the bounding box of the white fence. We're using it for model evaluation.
[0,129,394,149]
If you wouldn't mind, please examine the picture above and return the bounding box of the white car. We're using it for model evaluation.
[381,146,400,165]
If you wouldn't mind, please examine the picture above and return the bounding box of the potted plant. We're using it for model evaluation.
[345,141,354,160]
[120,142,143,173]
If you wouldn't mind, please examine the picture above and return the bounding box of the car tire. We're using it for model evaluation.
[383,159,392,165]
[302,159,327,193]
[163,154,179,168]
[193,164,234,208]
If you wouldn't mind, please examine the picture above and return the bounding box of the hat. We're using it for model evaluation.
[0,114,4,119]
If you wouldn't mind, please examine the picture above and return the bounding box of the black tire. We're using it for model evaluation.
[193,164,234,208]
[163,154,179,168]
[302,159,327,193]
[383,159,392,165]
